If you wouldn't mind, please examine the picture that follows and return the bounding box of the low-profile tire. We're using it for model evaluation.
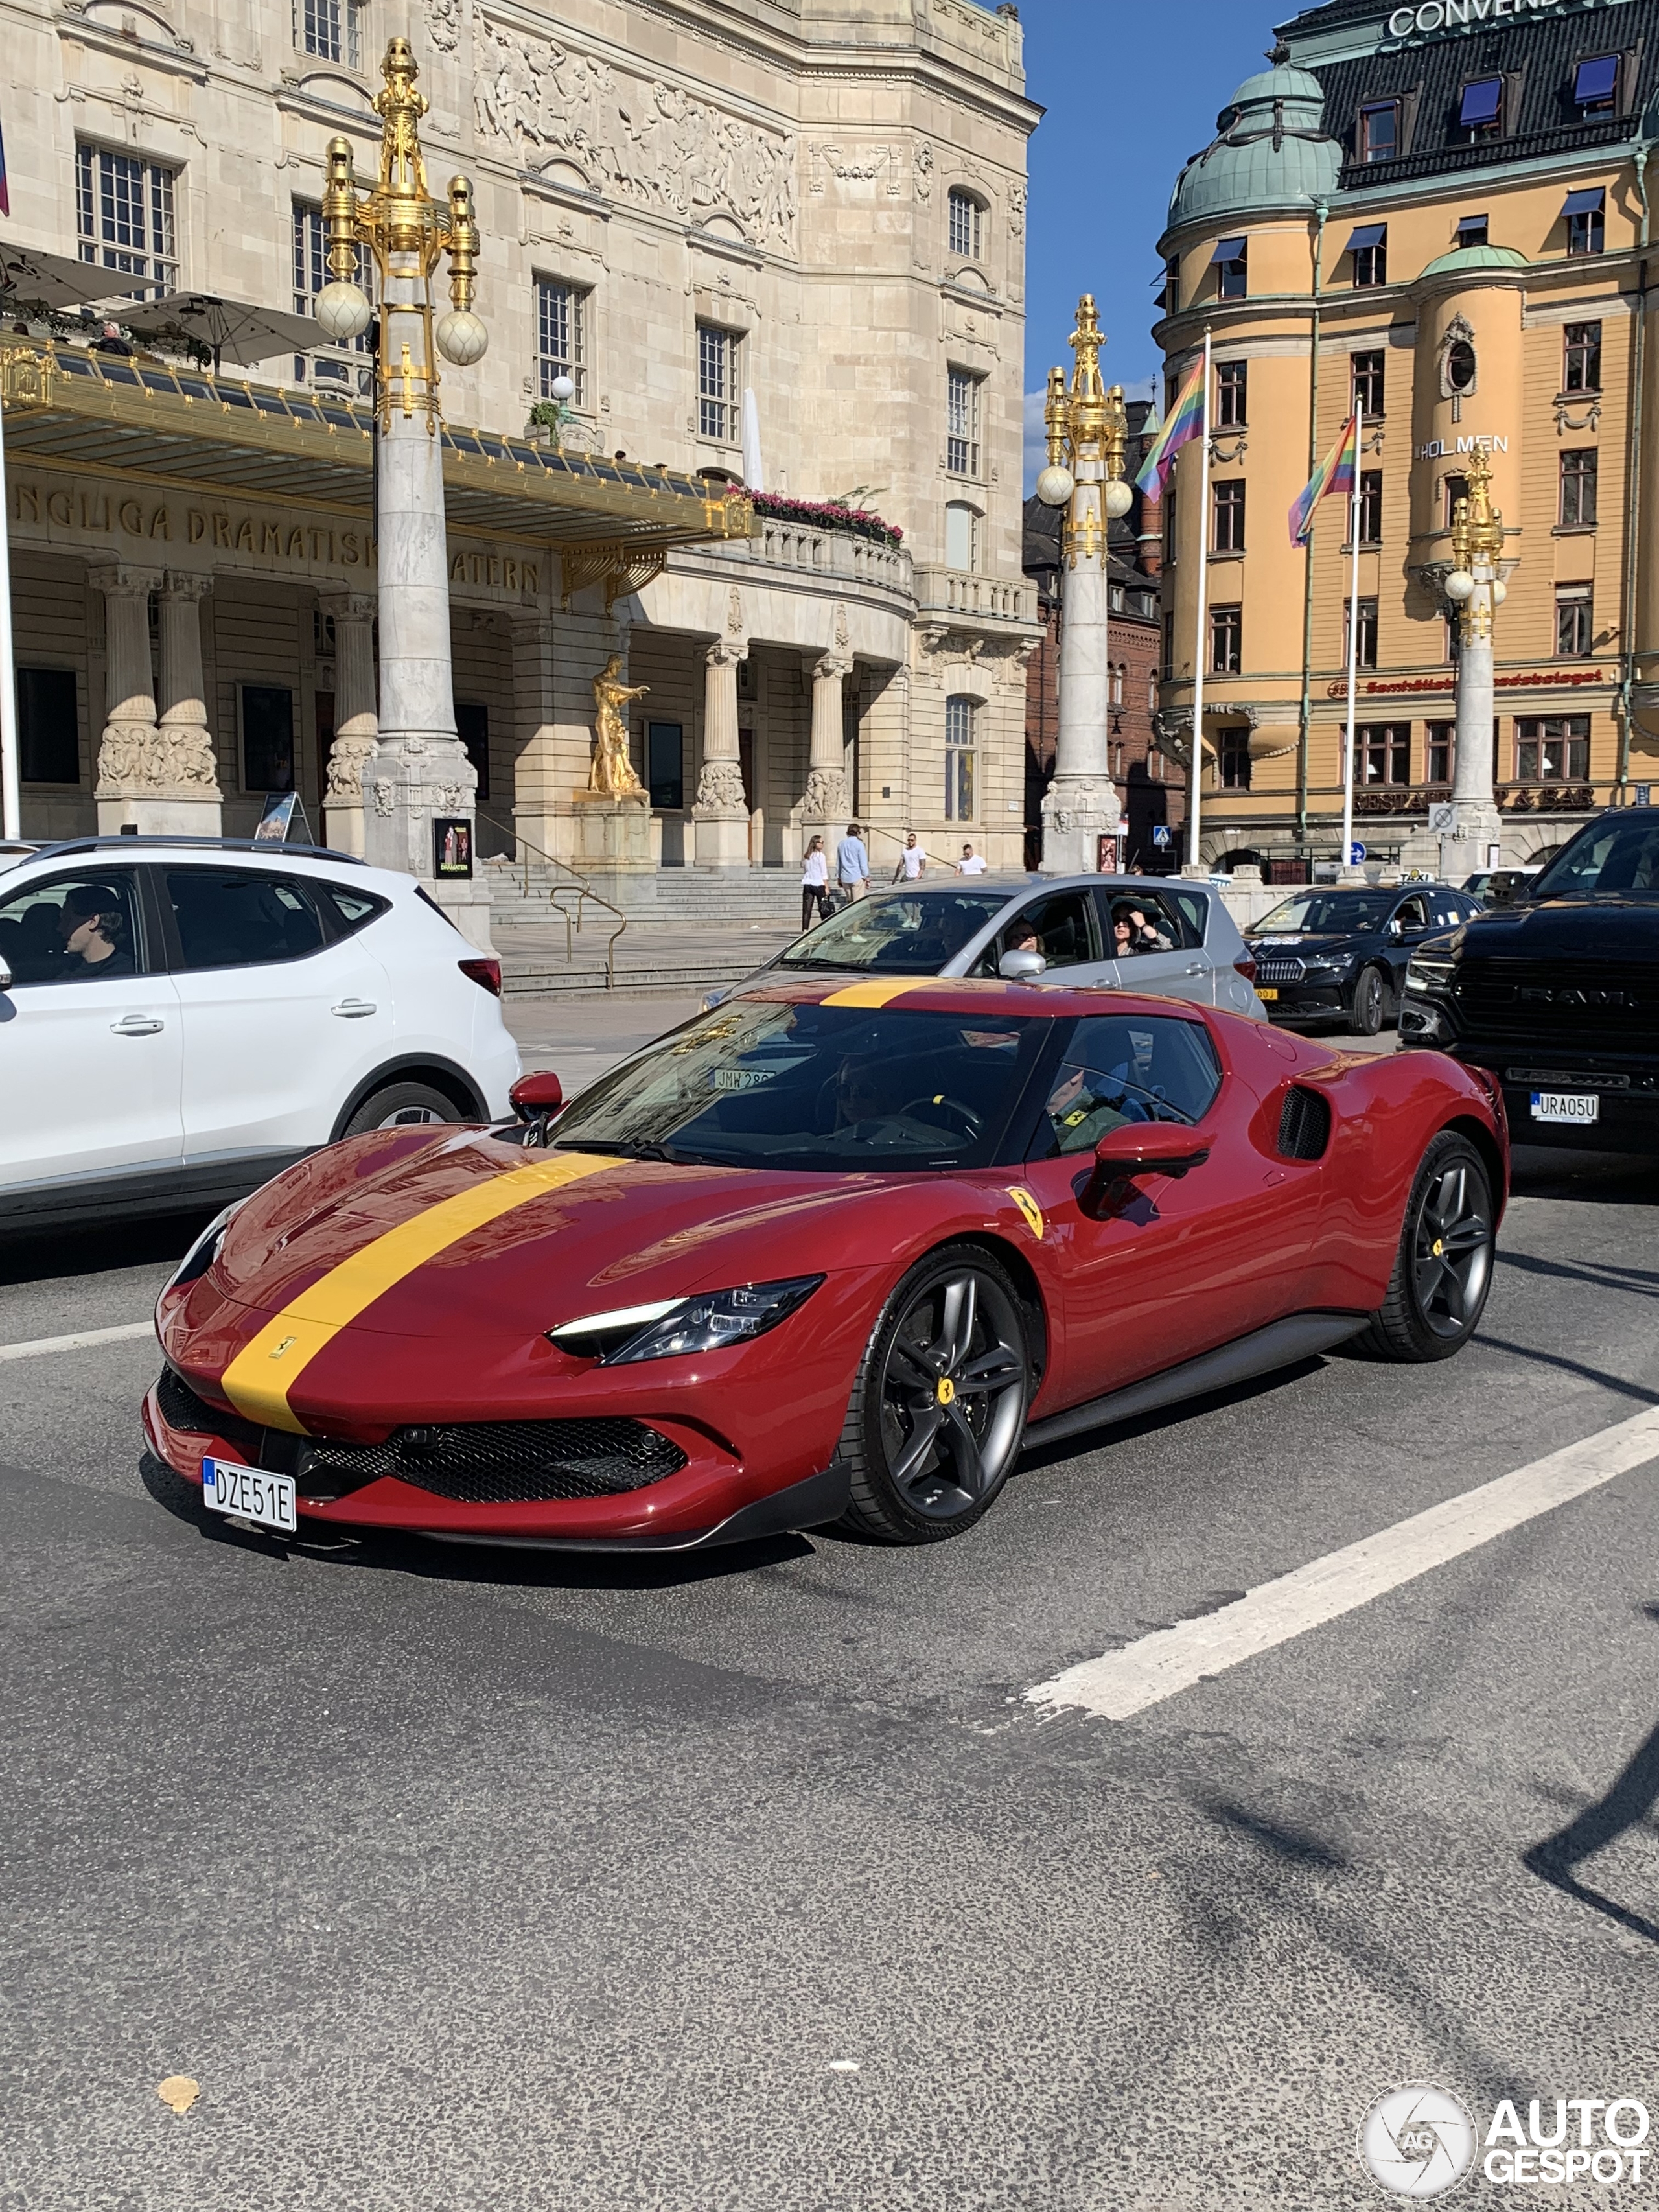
[837,1244,1031,1545]
[1358,1130,1494,1362]
[341,1081,465,1138]
[1349,963,1386,1036]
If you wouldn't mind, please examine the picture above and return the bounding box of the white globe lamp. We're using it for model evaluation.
[1034,463,1074,508]
[548,373,575,404]
[1491,578,1507,605]
[436,309,489,366]
[1443,569,1475,601]
[313,281,372,345]
[1103,478,1134,520]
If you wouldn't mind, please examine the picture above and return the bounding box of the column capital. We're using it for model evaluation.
[87,561,164,600]
[706,636,748,669]
[319,589,377,625]
[811,649,853,684]
[160,570,213,603]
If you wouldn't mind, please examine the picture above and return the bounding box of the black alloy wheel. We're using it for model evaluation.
[342,1082,465,1138]
[839,1246,1031,1543]
[1360,1131,1495,1361]
[1350,964,1386,1036]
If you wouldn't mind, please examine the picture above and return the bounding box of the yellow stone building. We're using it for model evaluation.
[1152,0,1659,876]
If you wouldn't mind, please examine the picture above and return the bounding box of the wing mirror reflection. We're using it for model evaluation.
[509,1069,564,1145]
[999,948,1047,981]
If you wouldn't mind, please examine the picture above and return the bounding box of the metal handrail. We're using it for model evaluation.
[477,811,628,989]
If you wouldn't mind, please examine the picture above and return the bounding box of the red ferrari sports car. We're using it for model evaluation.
[146,975,1506,1552]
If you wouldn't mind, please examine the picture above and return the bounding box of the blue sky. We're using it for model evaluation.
[1018,0,1281,484]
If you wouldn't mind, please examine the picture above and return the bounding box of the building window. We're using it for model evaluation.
[76,144,178,299]
[1163,489,1177,562]
[17,668,80,785]
[1215,240,1247,301]
[1560,448,1598,528]
[1209,604,1242,675]
[1456,213,1489,249]
[1111,663,1126,708]
[1556,584,1594,657]
[1574,54,1619,113]
[1163,257,1181,314]
[1351,349,1384,415]
[1565,191,1605,257]
[944,501,977,572]
[537,278,589,406]
[1563,320,1602,393]
[240,685,295,794]
[947,188,983,261]
[1216,359,1247,426]
[945,695,977,821]
[1350,225,1387,287]
[946,366,982,477]
[1161,613,1174,680]
[697,323,741,444]
[1359,102,1398,162]
[1358,471,1383,544]
[1515,716,1589,782]
[292,202,373,382]
[1444,335,1477,397]
[1211,478,1246,552]
[1148,671,1159,714]
[455,703,490,804]
[1359,722,1410,785]
[1219,730,1251,789]
[1444,472,1469,528]
[1458,78,1503,138]
[1427,722,1455,784]
[646,722,684,811]
[297,0,359,65]
[1344,597,1379,670]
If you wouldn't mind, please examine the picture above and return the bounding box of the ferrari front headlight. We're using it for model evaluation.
[548,1275,823,1364]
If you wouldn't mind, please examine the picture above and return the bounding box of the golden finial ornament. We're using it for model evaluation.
[1445,445,1506,638]
[1036,292,1131,527]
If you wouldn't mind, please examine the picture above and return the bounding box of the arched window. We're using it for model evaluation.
[947,187,984,261]
[1148,671,1159,714]
[945,695,977,821]
[1111,663,1126,707]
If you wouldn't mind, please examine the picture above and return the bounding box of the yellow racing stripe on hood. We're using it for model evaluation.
[820,975,940,1009]
[221,1149,621,1434]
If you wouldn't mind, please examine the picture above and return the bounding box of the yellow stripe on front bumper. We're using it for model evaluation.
[820,976,941,1008]
[220,1150,621,1434]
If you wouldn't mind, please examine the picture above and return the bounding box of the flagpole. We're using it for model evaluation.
[1341,400,1362,878]
[1186,329,1212,872]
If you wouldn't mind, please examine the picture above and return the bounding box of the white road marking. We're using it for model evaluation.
[1026,1401,1659,1723]
[0,1321,154,1363]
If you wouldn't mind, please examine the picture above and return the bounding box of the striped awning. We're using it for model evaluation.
[0,340,754,553]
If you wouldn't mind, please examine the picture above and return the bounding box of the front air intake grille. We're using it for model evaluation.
[156,1365,264,1458]
[1254,956,1306,984]
[298,1419,689,1504]
[1277,1085,1332,1161]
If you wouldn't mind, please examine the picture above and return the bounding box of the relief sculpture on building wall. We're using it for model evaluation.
[468,14,796,246]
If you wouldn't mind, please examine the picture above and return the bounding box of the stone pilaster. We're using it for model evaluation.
[319,590,378,857]
[798,647,853,837]
[692,637,751,868]
[92,562,224,837]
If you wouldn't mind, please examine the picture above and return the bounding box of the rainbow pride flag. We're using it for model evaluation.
[1289,410,1359,546]
[1133,356,1205,501]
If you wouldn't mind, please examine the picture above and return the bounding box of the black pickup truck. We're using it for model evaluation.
[1398,807,1659,1153]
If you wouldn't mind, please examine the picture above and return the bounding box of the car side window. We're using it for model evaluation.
[979,889,1098,974]
[1031,1014,1222,1159]
[1393,896,1430,932]
[1093,886,1191,960]
[1163,889,1211,949]
[1430,896,1466,929]
[0,870,143,986]
[164,868,325,972]
[315,881,391,939]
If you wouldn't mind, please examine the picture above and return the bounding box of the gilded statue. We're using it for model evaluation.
[588,653,649,795]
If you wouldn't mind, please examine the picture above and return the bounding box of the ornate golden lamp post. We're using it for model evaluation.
[311,39,494,946]
[1033,295,1133,876]
[1441,445,1507,874]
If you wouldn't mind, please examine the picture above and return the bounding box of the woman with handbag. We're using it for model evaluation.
[800,835,831,931]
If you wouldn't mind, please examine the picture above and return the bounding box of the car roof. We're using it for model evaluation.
[868,873,1208,898]
[24,835,367,868]
[742,970,1218,1022]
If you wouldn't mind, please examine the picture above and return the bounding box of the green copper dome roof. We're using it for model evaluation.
[1166,63,1340,234]
[1419,242,1530,277]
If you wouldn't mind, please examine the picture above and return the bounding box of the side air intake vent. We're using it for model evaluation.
[1277,1084,1332,1161]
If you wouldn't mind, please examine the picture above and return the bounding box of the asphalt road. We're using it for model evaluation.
[3,1117,1657,2209]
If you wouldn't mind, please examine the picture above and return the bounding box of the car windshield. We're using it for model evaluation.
[551,997,1050,1172]
[780,891,1009,972]
[1251,893,1395,935]
[1531,816,1659,900]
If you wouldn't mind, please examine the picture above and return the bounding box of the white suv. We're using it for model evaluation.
[0,837,519,1234]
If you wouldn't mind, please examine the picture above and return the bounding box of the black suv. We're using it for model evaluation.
[1399,808,1659,1154]
[1244,883,1483,1034]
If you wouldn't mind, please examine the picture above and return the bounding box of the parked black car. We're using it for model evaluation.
[1399,807,1659,1154]
[1244,883,1483,1034]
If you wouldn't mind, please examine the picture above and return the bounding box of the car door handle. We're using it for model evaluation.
[110,1013,165,1036]
[331,997,378,1018]
[1184,962,1206,975]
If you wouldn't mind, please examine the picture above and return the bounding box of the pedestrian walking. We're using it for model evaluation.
[837,822,870,900]
[800,834,831,931]
[892,831,928,883]
[955,843,986,876]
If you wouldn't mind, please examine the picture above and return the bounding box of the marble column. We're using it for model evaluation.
[692,637,751,868]
[1447,575,1503,875]
[798,649,853,839]
[89,561,198,837]
[360,251,492,949]
[319,590,378,856]
[1041,463,1122,874]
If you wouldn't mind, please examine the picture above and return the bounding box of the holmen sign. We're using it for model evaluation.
[1384,0,1616,43]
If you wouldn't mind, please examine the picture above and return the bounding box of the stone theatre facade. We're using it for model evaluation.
[3,0,1039,888]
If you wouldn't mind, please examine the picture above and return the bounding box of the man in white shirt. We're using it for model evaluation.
[892,832,927,883]
[955,843,986,876]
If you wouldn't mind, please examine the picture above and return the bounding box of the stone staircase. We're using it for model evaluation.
[483,854,802,929]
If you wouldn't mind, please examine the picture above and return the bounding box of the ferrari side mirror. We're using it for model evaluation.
[509,1070,564,1144]
[1080,1122,1210,1218]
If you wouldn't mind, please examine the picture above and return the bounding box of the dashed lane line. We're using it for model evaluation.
[1025,1401,1659,1723]
[0,1321,155,1362]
